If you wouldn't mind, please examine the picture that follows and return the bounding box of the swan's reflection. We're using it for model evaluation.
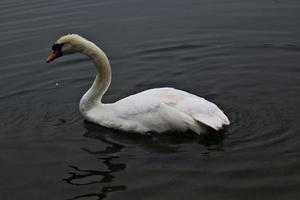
[65,122,126,200]
[65,121,225,200]
[82,122,226,154]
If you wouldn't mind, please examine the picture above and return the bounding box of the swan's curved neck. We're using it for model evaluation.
[79,41,111,113]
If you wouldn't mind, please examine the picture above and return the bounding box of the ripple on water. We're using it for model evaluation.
[1,0,300,199]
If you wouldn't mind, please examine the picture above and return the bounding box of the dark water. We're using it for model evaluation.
[1,0,300,199]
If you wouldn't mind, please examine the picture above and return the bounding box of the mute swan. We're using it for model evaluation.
[47,34,230,134]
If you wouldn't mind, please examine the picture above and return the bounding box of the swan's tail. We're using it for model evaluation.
[193,111,230,131]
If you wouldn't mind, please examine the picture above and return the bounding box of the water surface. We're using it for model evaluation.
[0,0,300,199]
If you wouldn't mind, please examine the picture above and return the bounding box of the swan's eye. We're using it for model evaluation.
[52,43,64,51]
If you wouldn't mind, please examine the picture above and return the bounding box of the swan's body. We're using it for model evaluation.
[47,34,230,134]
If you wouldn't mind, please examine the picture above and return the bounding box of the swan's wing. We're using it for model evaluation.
[110,89,200,133]
[157,88,230,130]
[175,97,230,130]
[113,88,229,132]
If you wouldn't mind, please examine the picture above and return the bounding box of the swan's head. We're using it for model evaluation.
[47,34,88,63]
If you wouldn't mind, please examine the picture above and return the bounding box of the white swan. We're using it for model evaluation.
[47,34,230,134]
